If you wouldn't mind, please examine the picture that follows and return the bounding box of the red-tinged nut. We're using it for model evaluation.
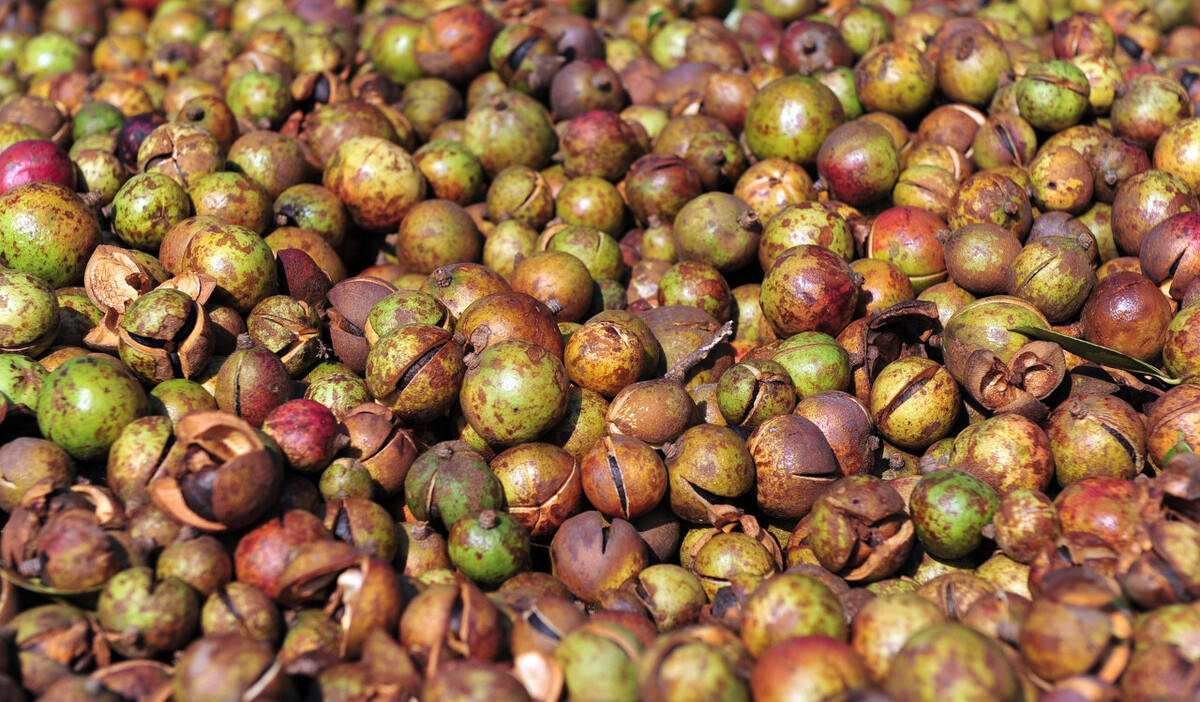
[1,482,138,594]
[214,344,292,428]
[1146,384,1200,468]
[1079,271,1174,361]
[1054,478,1147,552]
[760,244,861,338]
[261,399,342,474]
[0,139,75,194]
[233,510,331,600]
[1139,210,1200,300]
[580,434,667,521]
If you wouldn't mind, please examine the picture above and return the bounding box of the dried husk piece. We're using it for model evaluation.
[148,411,282,532]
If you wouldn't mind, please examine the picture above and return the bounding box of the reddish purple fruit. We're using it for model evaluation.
[115,112,167,166]
[0,140,75,193]
[261,399,342,474]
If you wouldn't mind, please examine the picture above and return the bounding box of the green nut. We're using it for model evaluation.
[745,76,844,165]
[97,566,201,658]
[448,509,531,587]
[557,622,643,702]
[460,339,570,446]
[771,331,852,398]
[909,469,999,560]
[0,267,58,355]
[113,173,192,251]
[716,358,797,429]
[1016,60,1091,132]
[37,354,149,461]
[0,352,47,413]
[0,182,102,288]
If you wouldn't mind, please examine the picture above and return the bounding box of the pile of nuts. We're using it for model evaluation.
[2,0,1200,699]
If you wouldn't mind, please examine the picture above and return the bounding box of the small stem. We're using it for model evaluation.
[664,320,733,383]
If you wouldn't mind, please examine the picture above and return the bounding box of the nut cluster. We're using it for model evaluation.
[1,0,1200,700]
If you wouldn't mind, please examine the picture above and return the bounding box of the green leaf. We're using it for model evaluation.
[1164,432,1195,465]
[648,9,665,29]
[1009,325,1182,385]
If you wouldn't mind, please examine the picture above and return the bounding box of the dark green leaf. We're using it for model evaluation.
[648,9,665,28]
[1010,325,1182,385]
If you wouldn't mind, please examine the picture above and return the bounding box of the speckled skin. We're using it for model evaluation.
[272,184,348,247]
[322,136,426,234]
[463,91,558,176]
[97,566,199,658]
[0,267,58,353]
[751,635,871,702]
[673,192,760,273]
[394,199,482,275]
[744,76,844,165]
[867,206,948,290]
[1004,240,1096,324]
[564,321,645,398]
[461,339,570,446]
[760,244,860,337]
[1112,74,1193,150]
[302,100,398,170]
[554,176,625,236]
[949,173,1033,241]
[1165,302,1200,382]
[36,354,149,461]
[817,121,901,207]
[950,413,1055,493]
[136,123,222,189]
[547,224,625,280]
[557,623,642,702]
[188,171,272,234]
[225,71,292,130]
[448,510,531,587]
[741,574,847,657]
[366,324,465,423]
[854,43,936,119]
[118,287,211,383]
[908,469,998,560]
[180,222,278,313]
[404,441,505,530]
[227,131,311,200]
[113,173,192,251]
[657,261,732,322]
[413,140,487,207]
[0,352,46,412]
[1112,169,1198,256]
[1016,60,1091,133]
[869,356,960,452]
[0,182,101,287]
[486,165,555,228]
[561,111,642,182]
[759,202,855,270]
[884,623,1021,702]
[107,415,173,506]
